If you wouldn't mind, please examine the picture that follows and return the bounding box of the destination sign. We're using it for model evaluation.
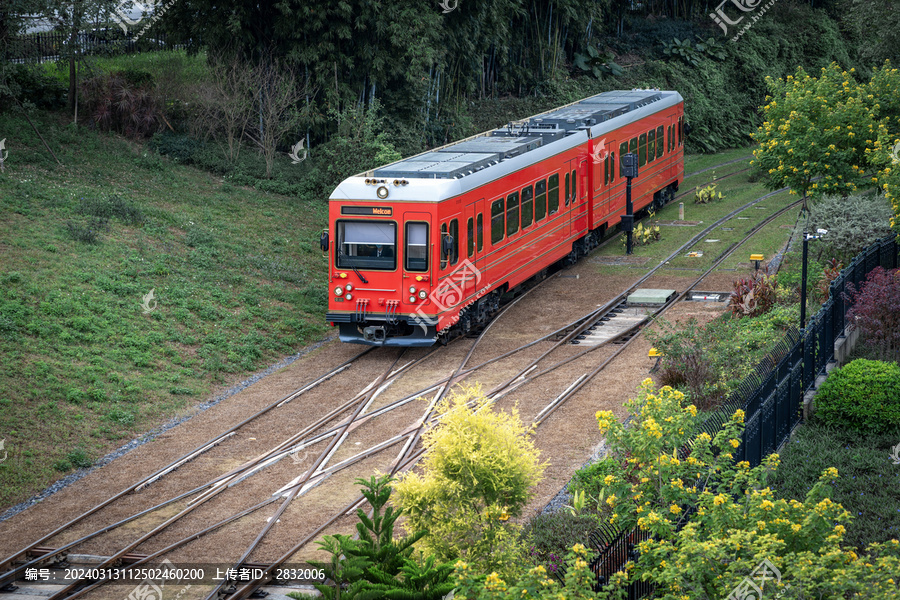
[341,206,393,216]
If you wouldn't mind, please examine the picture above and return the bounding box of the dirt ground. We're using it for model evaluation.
[0,248,759,599]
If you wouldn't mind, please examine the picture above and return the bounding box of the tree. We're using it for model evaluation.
[392,386,545,579]
[751,63,877,209]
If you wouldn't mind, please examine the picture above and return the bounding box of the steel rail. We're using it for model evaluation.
[0,349,372,589]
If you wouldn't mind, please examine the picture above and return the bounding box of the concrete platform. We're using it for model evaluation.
[574,307,654,347]
[626,289,677,305]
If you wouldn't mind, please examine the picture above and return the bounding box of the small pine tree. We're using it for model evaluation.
[311,474,455,600]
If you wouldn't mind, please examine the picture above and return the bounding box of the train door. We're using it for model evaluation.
[666,113,678,178]
[462,198,485,297]
[566,157,588,236]
[595,138,616,227]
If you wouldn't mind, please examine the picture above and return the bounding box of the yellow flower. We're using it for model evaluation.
[761,500,774,511]
[606,494,617,507]
[729,439,740,448]
[733,409,745,423]
[604,474,616,485]
[792,524,801,533]
[834,524,846,535]
[713,494,726,506]
[686,405,697,417]
[823,467,839,478]
[670,504,682,514]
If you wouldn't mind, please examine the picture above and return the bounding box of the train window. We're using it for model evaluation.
[548,174,559,214]
[506,191,519,237]
[638,133,647,167]
[678,117,683,146]
[564,172,570,206]
[604,155,609,185]
[629,138,637,159]
[477,213,483,252]
[535,179,547,221]
[648,129,655,163]
[336,220,396,271]
[668,125,673,152]
[610,151,616,182]
[490,198,504,244]
[449,219,459,266]
[405,222,428,272]
[656,126,664,158]
[619,142,628,162]
[571,169,577,203]
[467,217,474,258]
[521,185,534,229]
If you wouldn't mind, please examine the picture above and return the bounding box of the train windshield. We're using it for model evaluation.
[336,220,396,270]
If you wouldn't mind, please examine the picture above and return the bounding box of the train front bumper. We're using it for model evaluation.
[326,312,438,347]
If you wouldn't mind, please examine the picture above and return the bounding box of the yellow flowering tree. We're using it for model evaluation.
[392,386,546,580]
[592,379,744,537]
[631,466,900,598]
[452,544,628,600]
[752,63,878,207]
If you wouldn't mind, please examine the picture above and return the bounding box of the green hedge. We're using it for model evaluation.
[814,359,900,434]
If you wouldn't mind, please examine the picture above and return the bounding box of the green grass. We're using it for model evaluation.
[0,109,329,509]
[593,147,800,279]
[772,421,900,551]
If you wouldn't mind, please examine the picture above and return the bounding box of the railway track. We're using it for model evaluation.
[1,154,792,600]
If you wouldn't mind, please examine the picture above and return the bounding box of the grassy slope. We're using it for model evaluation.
[0,110,329,509]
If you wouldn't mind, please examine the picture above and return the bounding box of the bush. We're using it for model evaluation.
[809,193,893,263]
[392,386,545,579]
[79,195,144,225]
[568,458,620,513]
[728,269,776,318]
[65,218,107,244]
[80,70,164,138]
[846,266,900,361]
[814,358,900,434]
[522,512,599,576]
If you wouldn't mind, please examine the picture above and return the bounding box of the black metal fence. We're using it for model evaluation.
[6,31,185,63]
[580,234,900,596]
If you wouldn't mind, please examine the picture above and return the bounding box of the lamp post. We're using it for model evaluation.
[620,153,639,255]
[800,223,828,330]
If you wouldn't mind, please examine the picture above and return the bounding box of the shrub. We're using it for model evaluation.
[392,386,545,579]
[522,512,599,576]
[65,218,107,244]
[694,182,724,203]
[79,196,144,226]
[814,257,843,302]
[568,458,620,513]
[80,70,164,138]
[728,269,777,318]
[846,267,900,361]
[809,193,893,263]
[814,358,900,434]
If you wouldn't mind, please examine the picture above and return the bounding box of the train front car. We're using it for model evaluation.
[324,176,448,346]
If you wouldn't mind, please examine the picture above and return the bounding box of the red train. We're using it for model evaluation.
[322,89,685,346]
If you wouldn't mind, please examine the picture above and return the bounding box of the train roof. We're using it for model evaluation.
[329,89,683,204]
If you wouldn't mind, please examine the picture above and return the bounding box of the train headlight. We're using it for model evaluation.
[334,286,344,296]
[345,293,353,301]
[418,290,428,300]
[345,283,353,292]
[409,286,416,294]
[409,295,416,303]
